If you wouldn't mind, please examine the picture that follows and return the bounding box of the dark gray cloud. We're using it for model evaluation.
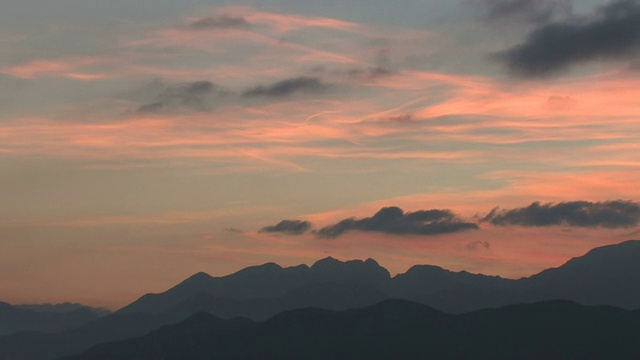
[243,77,327,97]
[316,206,479,239]
[137,80,222,113]
[497,0,640,77]
[480,0,572,24]
[483,200,640,228]
[259,220,313,235]
[188,16,250,30]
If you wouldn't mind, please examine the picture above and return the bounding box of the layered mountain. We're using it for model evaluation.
[0,259,391,360]
[2,240,640,360]
[0,302,102,337]
[63,300,640,360]
[0,312,187,360]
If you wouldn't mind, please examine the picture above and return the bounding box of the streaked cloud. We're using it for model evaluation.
[243,76,328,97]
[0,56,110,80]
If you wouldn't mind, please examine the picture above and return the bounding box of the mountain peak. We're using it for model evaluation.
[190,271,213,280]
[364,258,380,266]
[311,257,343,269]
[173,271,215,291]
[308,256,391,286]
[404,264,448,275]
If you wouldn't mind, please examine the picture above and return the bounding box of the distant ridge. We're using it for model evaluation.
[0,302,101,337]
[15,303,110,317]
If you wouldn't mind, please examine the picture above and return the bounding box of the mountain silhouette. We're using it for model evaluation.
[119,240,640,316]
[118,257,391,315]
[62,299,640,360]
[519,239,640,308]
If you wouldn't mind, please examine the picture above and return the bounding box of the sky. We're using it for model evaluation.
[1,0,639,309]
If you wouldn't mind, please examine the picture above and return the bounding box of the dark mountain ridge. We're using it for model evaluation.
[63,299,640,360]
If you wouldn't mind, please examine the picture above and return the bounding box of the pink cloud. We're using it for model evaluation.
[1,56,111,80]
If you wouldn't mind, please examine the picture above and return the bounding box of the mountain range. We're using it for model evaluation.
[1,240,639,360]
[120,239,640,315]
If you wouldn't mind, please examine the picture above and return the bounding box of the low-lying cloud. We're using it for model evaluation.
[483,200,640,228]
[316,206,479,238]
[497,0,640,77]
[259,220,313,235]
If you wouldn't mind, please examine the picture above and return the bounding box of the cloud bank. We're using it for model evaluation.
[316,206,479,238]
[483,200,640,228]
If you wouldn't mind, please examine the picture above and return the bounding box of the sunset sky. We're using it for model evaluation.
[1,0,639,309]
